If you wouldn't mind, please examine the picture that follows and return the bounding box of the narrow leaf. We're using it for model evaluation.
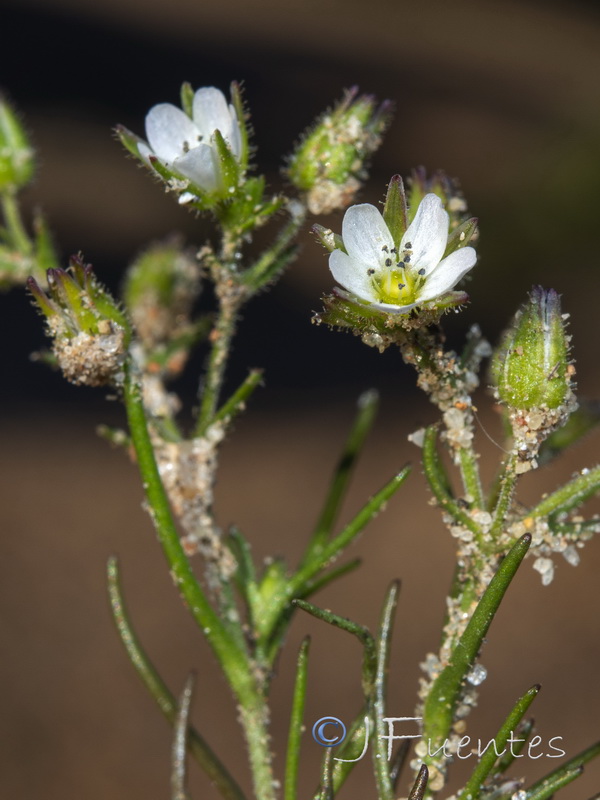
[460,685,540,800]
[303,389,380,564]
[422,535,531,750]
[107,557,246,800]
[171,673,195,800]
[284,637,311,800]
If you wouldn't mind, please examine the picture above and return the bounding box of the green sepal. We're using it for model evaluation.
[114,124,147,160]
[180,82,195,118]
[444,217,478,258]
[382,175,408,251]
[0,96,35,190]
[213,128,240,193]
[230,81,249,171]
[312,224,345,253]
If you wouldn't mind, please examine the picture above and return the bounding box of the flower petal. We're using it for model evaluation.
[367,299,420,314]
[418,247,477,303]
[193,87,236,146]
[145,104,200,163]
[401,193,448,272]
[329,249,376,301]
[341,204,394,265]
[173,145,219,192]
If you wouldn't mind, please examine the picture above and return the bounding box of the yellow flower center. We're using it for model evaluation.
[372,265,424,306]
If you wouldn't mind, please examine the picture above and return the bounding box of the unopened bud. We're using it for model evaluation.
[287,87,391,214]
[28,255,130,386]
[492,287,575,473]
[0,97,34,191]
[123,241,201,372]
[494,287,571,411]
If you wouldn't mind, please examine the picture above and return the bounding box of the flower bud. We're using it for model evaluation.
[492,287,575,473]
[287,87,391,214]
[123,241,201,373]
[407,168,470,231]
[28,255,130,386]
[0,97,34,191]
[493,287,571,411]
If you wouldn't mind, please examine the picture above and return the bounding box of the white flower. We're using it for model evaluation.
[138,87,242,195]
[329,193,476,314]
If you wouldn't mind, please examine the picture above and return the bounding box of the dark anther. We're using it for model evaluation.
[418,268,426,276]
[404,254,411,263]
[405,241,412,248]
[381,245,389,252]
[385,258,392,267]
[367,268,375,275]
[397,282,405,290]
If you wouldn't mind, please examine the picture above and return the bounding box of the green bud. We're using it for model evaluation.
[493,286,572,410]
[123,241,201,371]
[287,87,392,214]
[407,168,468,229]
[28,255,130,386]
[0,97,35,191]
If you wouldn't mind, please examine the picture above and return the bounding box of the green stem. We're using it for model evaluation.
[1,190,31,253]
[123,365,277,800]
[195,287,243,436]
[458,447,484,509]
[489,454,519,542]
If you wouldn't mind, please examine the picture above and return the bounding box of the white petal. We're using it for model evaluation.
[417,247,477,303]
[401,194,448,272]
[227,103,243,157]
[329,249,376,301]
[341,204,394,265]
[368,299,419,314]
[173,145,219,192]
[193,87,235,144]
[145,104,200,162]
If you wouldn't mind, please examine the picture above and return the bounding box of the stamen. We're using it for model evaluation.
[390,247,397,254]
[381,245,389,252]
[418,268,426,276]
[397,261,405,269]
[397,282,405,290]
[405,241,412,248]
[385,258,392,267]
[404,254,411,263]
[367,268,375,275]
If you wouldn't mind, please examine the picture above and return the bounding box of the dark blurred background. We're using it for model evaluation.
[1,1,600,798]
